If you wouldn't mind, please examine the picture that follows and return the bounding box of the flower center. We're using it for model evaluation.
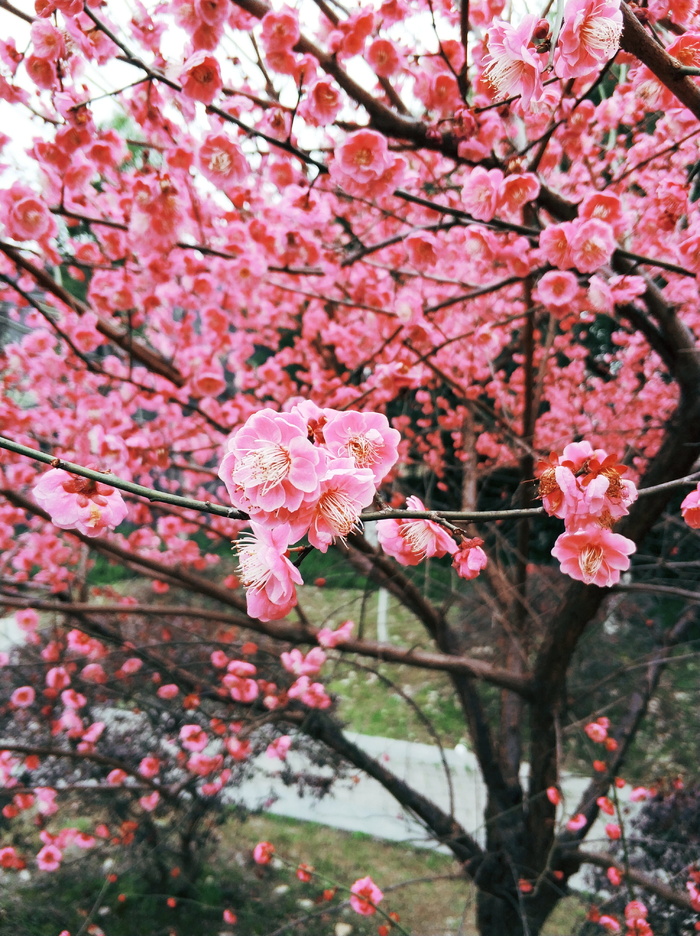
[346,433,379,467]
[317,489,360,537]
[578,544,604,583]
[235,538,271,591]
[209,151,232,174]
[236,444,291,493]
[401,521,432,558]
[581,16,622,55]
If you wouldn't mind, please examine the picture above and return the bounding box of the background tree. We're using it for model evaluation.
[0,0,700,934]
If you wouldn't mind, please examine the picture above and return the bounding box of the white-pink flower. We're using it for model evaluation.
[330,129,405,197]
[483,15,545,108]
[220,409,324,515]
[317,619,354,648]
[551,525,635,587]
[452,538,488,581]
[323,410,400,485]
[298,460,376,552]
[33,468,128,538]
[554,0,623,80]
[377,495,457,566]
[235,522,303,622]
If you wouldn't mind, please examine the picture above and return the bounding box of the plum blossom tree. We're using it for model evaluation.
[0,0,699,934]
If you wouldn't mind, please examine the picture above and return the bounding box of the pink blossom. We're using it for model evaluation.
[33,469,128,538]
[607,866,622,886]
[405,232,439,269]
[299,77,343,126]
[253,841,274,864]
[330,130,405,197]
[367,38,401,76]
[139,791,160,812]
[681,484,700,528]
[554,0,623,80]
[220,409,324,515]
[107,769,128,785]
[157,683,179,699]
[317,619,354,648]
[462,167,503,222]
[323,410,400,485]
[198,133,248,189]
[584,721,608,742]
[299,461,377,552]
[11,686,35,708]
[287,676,331,709]
[349,875,383,916]
[180,724,208,752]
[81,663,108,683]
[36,843,62,871]
[552,525,635,587]
[187,752,223,775]
[599,915,621,933]
[629,786,652,802]
[566,812,587,831]
[226,737,251,761]
[46,666,70,690]
[568,217,616,273]
[179,50,222,105]
[235,522,303,622]
[605,822,621,840]
[31,20,65,61]
[535,270,579,313]
[6,194,55,242]
[377,495,457,566]
[260,7,299,55]
[499,173,541,213]
[483,15,545,108]
[452,538,488,580]
[139,756,160,778]
[281,647,326,676]
[539,223,574,270]
[266,735,292,759]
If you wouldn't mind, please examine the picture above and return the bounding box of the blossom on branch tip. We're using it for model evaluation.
[235,522,303,622]
[452,537,488,581]
[377,495,457,566]
[349,875,383,916]
[33,468,128,538]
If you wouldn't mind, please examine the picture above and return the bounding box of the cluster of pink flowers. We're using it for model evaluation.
[591,900,652,935]
[219,404,400,620]
[33,468,128,538]
[539,442,637,587]
[377,496,488,581]
[484,0,623,108]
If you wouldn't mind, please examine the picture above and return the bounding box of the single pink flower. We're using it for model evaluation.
[405,232,439,269]
[483,15,545,108]
[298,460,377,552]
[681,484,700,528]
[180,724,208,752]
[605,822,621,840]
[499,173,540,213]
[452,538,488,581]
[539,222,574,270]
[330,129,405,197]
[367,38,401,76]
[462,167,504,222]
[568,217,616,273]
[34,469,128,538]
[198,133,248,189]
[11,686,35,708]
[266,735,292,759]
[253,841,274,864]
[554,0,623,80]
[179,50,222,105]
[36,843,62,871]
[287,675,331,708]
[566,812,587,831]
[534,270,579,313]
[317,619,354,648]
[552,525,635,587]
[599,914,621,933]
[299,77,343,126]
[377,495,457,566]
[260,7,299,54]
[584,721,607,742]
[323,410,400,485]
[220,409,324,515]
[157,683,179,699]
[235,522,303,622]
[281,647,326,676]
[349,875,383,916]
